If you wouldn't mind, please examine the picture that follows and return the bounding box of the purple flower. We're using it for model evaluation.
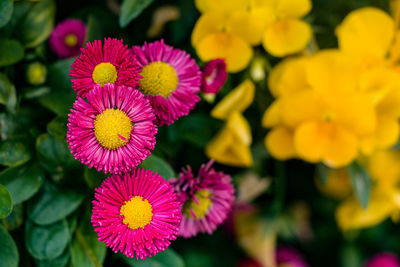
[132,40,201,126]
[169,161,235,238]
[366,253,400,267]
[50,19,86,58]
[67,83,157,174]
[276,246,308,267]
[201,59,227,94]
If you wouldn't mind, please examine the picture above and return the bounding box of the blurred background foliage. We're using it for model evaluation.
[0,0,398,266]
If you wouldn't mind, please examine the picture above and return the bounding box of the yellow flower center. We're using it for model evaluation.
[183,189,212,219]
[139,61,178,98]
[322,110,336,122]
[120,196,153,230]
[92,62,118,87]
[64,34,78,47]
[94,108,132,150]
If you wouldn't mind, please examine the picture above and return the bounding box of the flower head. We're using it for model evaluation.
[201,59,227,94]
[70,38,140,97]
[67,83,157,174]
[366,253,400,267]
[169,161,235,238]
[276,246,308,267]
[132,40,201,126]
[49,19,87,58]
[91,169,182,259]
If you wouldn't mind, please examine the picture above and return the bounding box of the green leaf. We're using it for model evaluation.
[84,166,107,189]
[0,163,45,205]
[85,15,103,43]
[0,184,12,219]
[139,154,176,180]
[0,39,24,67]
[123,248,185,267]
[0,0,13,28]
[1,203,23,230]
[25,219,69,260]
[38,58,75,116]
[28,188,84,225]
[47,116,67,139]
[0,140,31,167]
[340,244,362,267]
[36,249,70,267]
[16,0,55,48]
[119,0,154,28]
[347,162,372,209]
[0,224,19,267]
[70,208,106,267]
[22,86,51,99]
[36,133,77,174]
[0,72,17,113]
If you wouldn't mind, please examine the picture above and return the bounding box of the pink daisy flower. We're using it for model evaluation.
[276,246,308,267]
[169,161,235,238]
[201,59,227,94]
[49,19,86,58]
[91,169,182,259]
[70,38,140,97]
[67,83,157,174]
[366,253,400,267]
[132,40,201,126]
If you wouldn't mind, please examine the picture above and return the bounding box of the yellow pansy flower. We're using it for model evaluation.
[261,0,313,57]
[335,149,400,231]
[263,51,377,167]
[206,112,253,167]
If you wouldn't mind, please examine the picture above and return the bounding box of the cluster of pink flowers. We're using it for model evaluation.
[54,17,232,260]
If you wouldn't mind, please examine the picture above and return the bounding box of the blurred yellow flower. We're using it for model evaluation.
[263,51,378,167]
[316,168,352,200]
[335,150,400,231]
[261,0,312,57]
[192,0,313,72]
[206,112,253,167]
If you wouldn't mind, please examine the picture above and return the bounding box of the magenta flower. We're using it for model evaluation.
[201,59,227,94]
[132,40,201,126]
[366,253,400,267]
[276,246,308,267]
[169,161,235,238]
[70,38,140,97]
[49,19,86,58]
[67,83,157,174]
[91,169,182,259]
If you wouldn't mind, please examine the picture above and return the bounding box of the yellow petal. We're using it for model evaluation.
[316,168,352,200]
[373,116,399,149]
[294,122,358,167]
[265,127,296,160]
[227,7,275,46]
[191,12,227,47]
[336,7,395,58]
[262,100,281,128]
[280,90,323,128]
[262,19,312,57]
[391,0,400,29]
[227,112,252,145]
[268,56,310,98]
[336,190,397,231]
[359,68,397,105]
[305,50,359,95]
[205,127,253,167]
[195,0,248,13]
[211,79,255,120]
[196,33,253,73]
[367,149,400,189]
[275,0,312,19]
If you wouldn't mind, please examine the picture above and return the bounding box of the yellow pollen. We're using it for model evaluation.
[183,189,212,219]
[323,110,336,122]
[94,108,132,150]
[139,61,179,98]
[64,34,78,47]
[92,62,118,87]
[120,196,153,230]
